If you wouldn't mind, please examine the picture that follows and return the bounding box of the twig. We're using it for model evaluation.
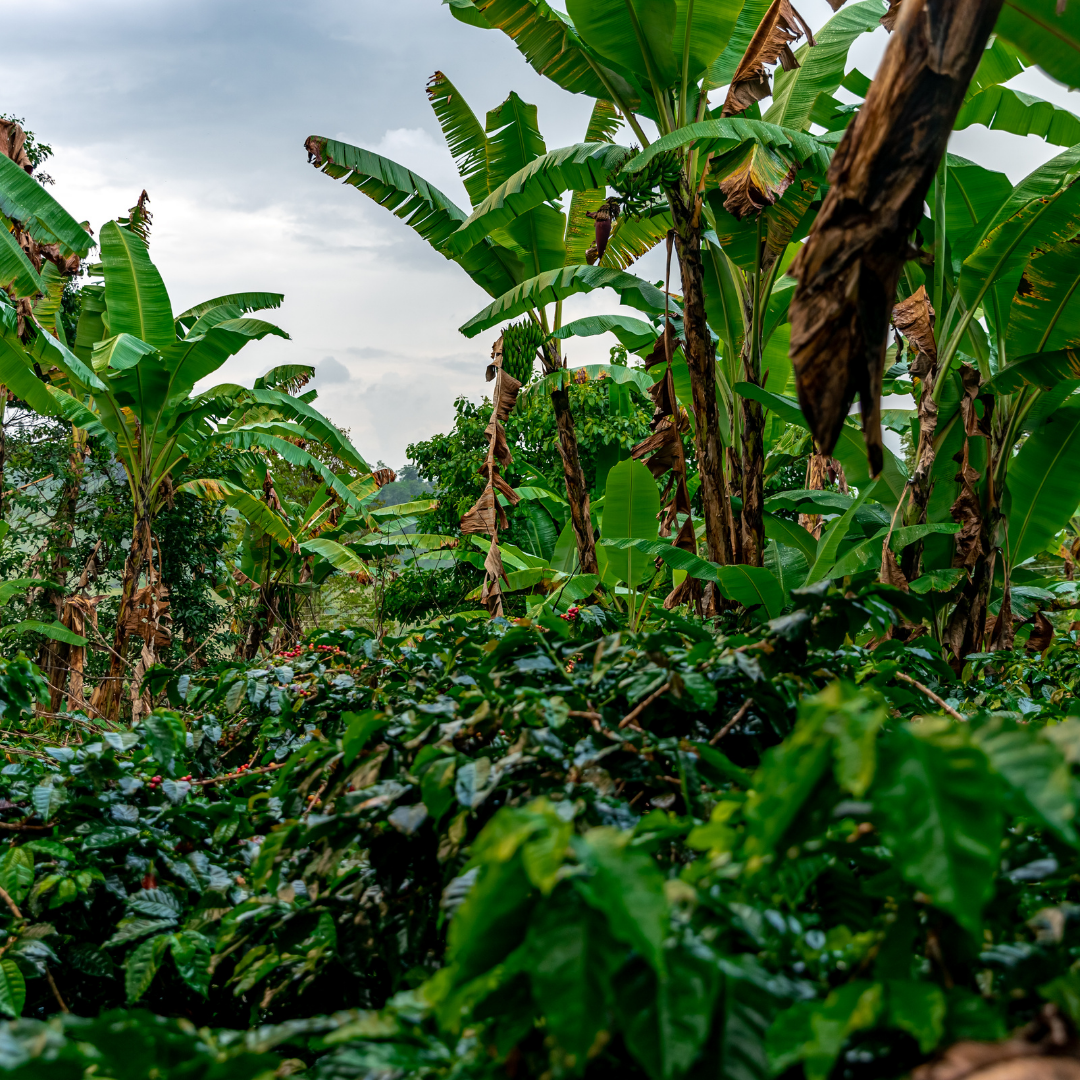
[893,670,966,722]
[0,885,23,919]
[0,821,51,832]
[709,697,753,745]
[192,762,286,787]
[619,681,671,729]
[45,967,70,1013]
[0,473,54,498]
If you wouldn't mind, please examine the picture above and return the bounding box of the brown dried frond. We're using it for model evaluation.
[721,0,815,118]
[720,152,799,220]
[880,0,904,31]
[892,285,937,375]
[122,191,152,245]
[263,470,283,514]
[0,119,32,173]
[372,468,397,488]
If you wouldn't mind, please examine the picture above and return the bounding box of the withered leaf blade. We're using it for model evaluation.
[717,142,800,221]
[892,284,937,374]
[721,0,815,118]
[788,0,1003,476]
[0,119,32,173]
[880,0,904,31]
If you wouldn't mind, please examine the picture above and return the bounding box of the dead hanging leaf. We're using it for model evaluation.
[0,119,32,172]
[880,0,904,30]
[950,439,986,572]
[912,1005,1080,1080]
[372,468,397,488]
[787,0,1001,476]
[717,142,800,221]
[957,363,989,437]
[881,544,910,590]
[120,191,152,245]
[480,535,508,617]
[1027,610,1055,654]
[892,285,937,376]
[263,471,283,514]
[460,486,502,535]
[585,198,621,265]
[721,0,815,118]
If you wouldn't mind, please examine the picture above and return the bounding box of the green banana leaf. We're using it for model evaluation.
[955,86,1080,148]
[0,154,95,256]
[990,348,1080,393]
[427,70,492,208]
[0,620,88,647]
[600,536,785,617]
[448,142,629,255]
[995,0,1080,91]
[460,265,675,337]
[99,221,175,349]
[175,291,283,330]
[763,0,883,132]
[1006,398,1080,566]
[553,314,658,352]
[804,483,878,587]
[306,136,524,299]
[1005,239,1080,357]
[598,457,660,587]
[624,119,831,179]
[178,478,295,547]
[0,226,41,298]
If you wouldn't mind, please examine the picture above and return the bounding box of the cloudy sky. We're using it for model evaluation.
[2,0,1076,467]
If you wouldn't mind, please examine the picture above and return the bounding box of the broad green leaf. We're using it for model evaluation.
[955,85,1080,148]
[457,0,632,102]
[990,347,1080,393]
[0,847,34,907]
[763,0,883,132]
[525,892,623,1066]
[995,0,1080,91]
[299,537,371,576]
[615,943,722,1080]
[624,119,831,180]
[0,958,26,1019]
[343,710,391,766]
[0,620,88,647]
[178,479,294,547]
[448,141,630,255]
[0,154,95,256]
[1005,238,1080,356]
[1006,399,1080,565]
[598,458,660,587]
[170,930,212,997]
[886,980,947,1053]
[125,933,171,1004]
[804,482,877,586]
[175,291,283,327]
[973,717,1078,846]
[945,154,1014,237]
[763,511,817,563]
[99,221,174,348]
[427,70,492,208]
[567,0,678,86]
[744,703,833,856]
[957,145,1080,334]
[459,265,674,337]
[874,722,1002,937]
[142,710,186,777]
[578,827,668,975]
[0,226,41,298]
[553,313,658,352]
[307,136,524,298]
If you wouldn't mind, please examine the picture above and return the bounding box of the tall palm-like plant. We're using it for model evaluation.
[306,77,668,574]
[0,200,371,722]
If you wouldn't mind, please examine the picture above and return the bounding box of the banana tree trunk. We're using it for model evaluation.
[92,489,168,725]
[543,342,597,575]
[670,191,735,570]
[739,288,766,567]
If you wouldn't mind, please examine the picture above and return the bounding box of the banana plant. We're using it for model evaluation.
[0,200,370,722]
[306,74,671,578]
[186,460,443,655]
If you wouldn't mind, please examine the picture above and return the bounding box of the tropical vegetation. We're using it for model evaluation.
[4,0,1080,1077]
